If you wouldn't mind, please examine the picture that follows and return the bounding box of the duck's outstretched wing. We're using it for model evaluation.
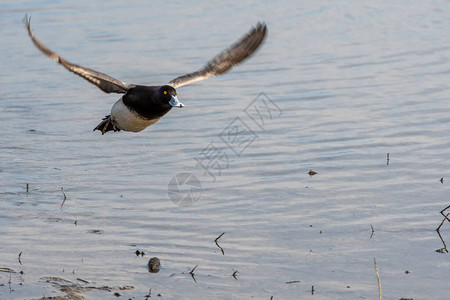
[23,15,132,94]
[168,22,267,89]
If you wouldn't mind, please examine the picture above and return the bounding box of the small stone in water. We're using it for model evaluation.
[148,257,160,273]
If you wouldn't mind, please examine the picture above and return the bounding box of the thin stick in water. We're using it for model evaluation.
[437,212,450,231]
[440,205,450,223]
[8,270,12,293]
[189,265,198,283]
[232,270,238,280]
[60,187,67,208]
[190,265,198,275]
[373,257,382,300]
[215,232,225,255]
[436,212,449,253]
[77,277,89,283]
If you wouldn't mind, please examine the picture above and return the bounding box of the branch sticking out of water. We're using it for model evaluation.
[8,269,12,293]
[437,213,449,232]
[215,232,225,255]
[436,212,449,253]
[145,288,151,300]
[18,252,22,265]
[60,187,67,209]
[373,257,382,300]
[189,265,198,283]
[440,205,450,223]
[0,267,15,273]
[76,277,89,284]
[435,205,450,253]
[232,270,238,280]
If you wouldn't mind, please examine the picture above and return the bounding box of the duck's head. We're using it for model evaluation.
[159,85,184,108]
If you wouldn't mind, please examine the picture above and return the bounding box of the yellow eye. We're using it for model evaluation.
[164,91,167,95]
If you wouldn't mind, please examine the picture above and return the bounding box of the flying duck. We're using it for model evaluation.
[23,16,267,134]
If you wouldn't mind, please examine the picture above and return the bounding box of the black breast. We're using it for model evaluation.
[122,85,172,120]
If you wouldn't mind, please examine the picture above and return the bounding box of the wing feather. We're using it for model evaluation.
[168,22,267,89]
[24,15,132,94]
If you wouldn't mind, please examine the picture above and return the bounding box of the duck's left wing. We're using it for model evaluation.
[168,22,267,89]
[24,15,132,94]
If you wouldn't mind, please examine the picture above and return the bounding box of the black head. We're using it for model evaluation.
[159,85,177,101]
[158,85,184,107]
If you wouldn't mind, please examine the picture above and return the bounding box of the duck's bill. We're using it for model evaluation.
[169,95,184,108]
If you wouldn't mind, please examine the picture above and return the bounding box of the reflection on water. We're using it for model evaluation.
[1,0,450,299]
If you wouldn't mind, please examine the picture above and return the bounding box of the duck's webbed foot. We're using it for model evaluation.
[93,115,121,135]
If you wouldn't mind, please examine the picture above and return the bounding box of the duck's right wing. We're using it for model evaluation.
[168,22,267,89]
[24,15,133,94]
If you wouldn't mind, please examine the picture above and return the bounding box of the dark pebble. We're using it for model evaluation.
[148,257,161,273]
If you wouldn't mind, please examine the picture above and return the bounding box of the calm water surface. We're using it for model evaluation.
[1,1,450,299]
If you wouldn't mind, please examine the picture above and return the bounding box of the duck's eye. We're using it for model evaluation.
[163,91,168,95]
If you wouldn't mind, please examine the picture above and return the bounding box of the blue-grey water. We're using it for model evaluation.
[1,1,450,299]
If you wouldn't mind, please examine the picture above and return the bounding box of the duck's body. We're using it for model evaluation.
[24,16,267,134]
[95,85,181,134]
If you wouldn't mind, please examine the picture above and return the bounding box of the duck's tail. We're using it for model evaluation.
[93,115,121,135]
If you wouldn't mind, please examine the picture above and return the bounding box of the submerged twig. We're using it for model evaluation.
[215,232,225,255]
[373,257,381,300]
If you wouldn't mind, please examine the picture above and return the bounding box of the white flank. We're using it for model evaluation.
[110,98,161,132]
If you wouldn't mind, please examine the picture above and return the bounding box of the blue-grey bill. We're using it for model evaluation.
[169,95,184,108]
